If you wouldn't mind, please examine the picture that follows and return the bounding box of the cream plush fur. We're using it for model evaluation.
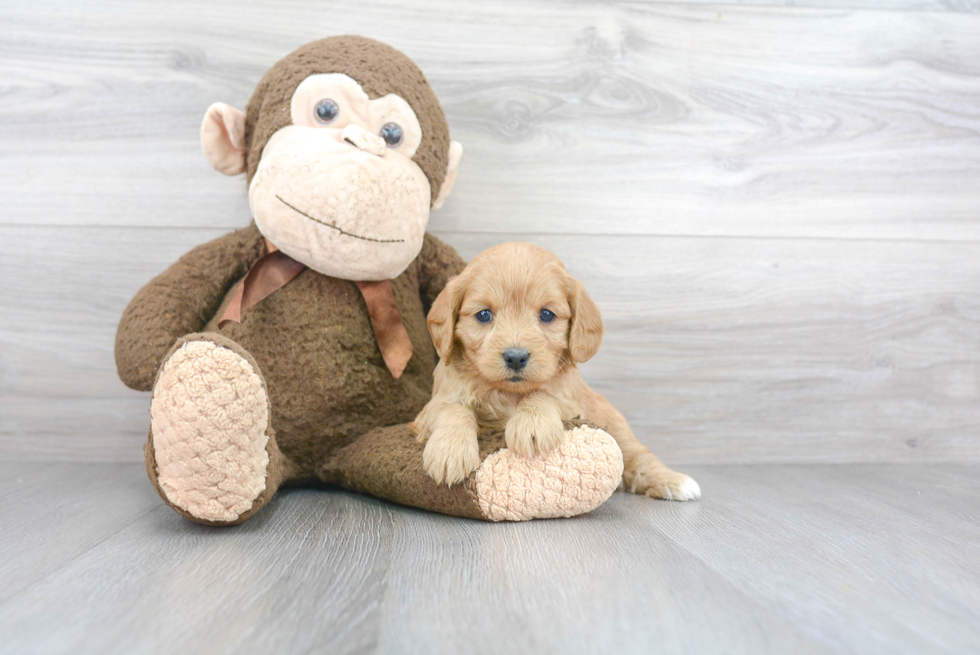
[150,340,271,522]
[249,126,431,281]
[474,424,624,521]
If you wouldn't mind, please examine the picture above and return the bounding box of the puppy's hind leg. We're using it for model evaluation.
[624,451,701,502]
[588,394,701,501]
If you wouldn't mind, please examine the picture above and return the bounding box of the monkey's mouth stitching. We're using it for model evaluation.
[275,195,405,244]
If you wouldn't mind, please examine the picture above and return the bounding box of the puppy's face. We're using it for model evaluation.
[428,243,603,393]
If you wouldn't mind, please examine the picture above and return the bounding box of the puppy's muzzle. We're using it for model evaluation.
[503,348,530,372]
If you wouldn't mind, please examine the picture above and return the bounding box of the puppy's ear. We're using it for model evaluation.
[567,276,603,363]
[428,274,465,361]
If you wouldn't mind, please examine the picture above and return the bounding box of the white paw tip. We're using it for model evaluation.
[677,476,701,501]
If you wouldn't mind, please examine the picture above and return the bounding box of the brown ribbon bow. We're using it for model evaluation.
[219,240,413,379]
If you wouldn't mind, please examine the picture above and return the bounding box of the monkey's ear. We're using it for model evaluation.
[431,141,463,210]
[427,272,465,361]
[200,103,246,175]
[567,276,603,364]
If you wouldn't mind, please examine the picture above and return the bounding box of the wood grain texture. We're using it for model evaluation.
[1,462,978,654]
[1,2,979,240]
[643,0,980,9]
[2,226,979,464]
[1,0,979,466]
[0,462,160,604]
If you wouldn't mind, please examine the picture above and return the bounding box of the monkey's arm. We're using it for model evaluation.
[115,223,265,391]
[417,232,467,314]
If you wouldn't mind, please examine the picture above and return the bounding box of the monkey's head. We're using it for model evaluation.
[200,36,462,281]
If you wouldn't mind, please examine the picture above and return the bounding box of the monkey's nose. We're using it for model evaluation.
[503,348,530,372]
[341,124,387,157]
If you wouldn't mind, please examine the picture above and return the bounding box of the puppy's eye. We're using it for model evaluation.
[315,99,340,124]
[539,309,556,323]
[475,309,493,324]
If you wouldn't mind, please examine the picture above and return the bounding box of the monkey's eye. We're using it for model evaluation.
[539,309,556,323]
[475,309,493,324]
[380,122,403,147]
[314,99,340,124]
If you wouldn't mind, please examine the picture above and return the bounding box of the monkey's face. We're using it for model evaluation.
[247,74,431,281]
[200,36,463,282]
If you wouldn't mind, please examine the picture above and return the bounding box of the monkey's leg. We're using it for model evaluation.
[145,333,289,526]
[319,420,624,521]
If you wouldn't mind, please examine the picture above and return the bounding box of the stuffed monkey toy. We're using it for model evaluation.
[115,36,624,526]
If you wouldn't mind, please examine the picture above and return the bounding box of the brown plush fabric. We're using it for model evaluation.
[115,227,266,391]
[319,423,489,520]
[118,222,467,480]
[244,35,450,205]
[416,229,468,314]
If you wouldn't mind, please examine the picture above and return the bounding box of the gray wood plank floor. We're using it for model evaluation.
[1,462,978,655]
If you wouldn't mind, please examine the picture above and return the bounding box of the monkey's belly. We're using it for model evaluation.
[203,267,436,475]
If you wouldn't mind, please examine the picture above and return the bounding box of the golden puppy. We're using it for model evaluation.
[412,242,701,501]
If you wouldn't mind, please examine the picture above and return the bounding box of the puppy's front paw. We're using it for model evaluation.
[625,460,701,501]
[422,425,480,486]
[504,409,564,457]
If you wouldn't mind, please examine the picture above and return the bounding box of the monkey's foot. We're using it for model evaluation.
[147,333,283,525]
[322,421,622,522]
[472,424,624,521]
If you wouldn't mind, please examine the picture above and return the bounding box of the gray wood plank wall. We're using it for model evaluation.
[2,0,979,464]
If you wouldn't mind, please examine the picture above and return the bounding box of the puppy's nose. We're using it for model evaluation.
[503,348,530,372]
